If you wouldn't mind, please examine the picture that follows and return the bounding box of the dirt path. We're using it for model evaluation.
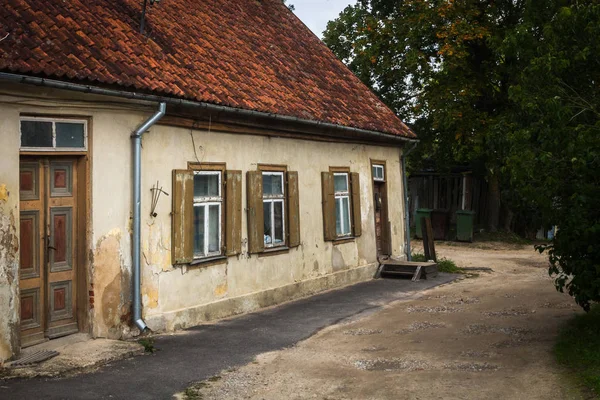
[184,243,584,400]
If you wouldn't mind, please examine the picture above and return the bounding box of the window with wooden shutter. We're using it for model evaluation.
[172,169,194,264]
[350,172,362,237]
[321,172,336,241]
[286,171,300,248]
[172,163,243,265]
[225,170,242,256]
[246,170,265,253]
[322,169,362,241]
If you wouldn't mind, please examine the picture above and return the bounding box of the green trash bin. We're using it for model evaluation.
[415,208,432,239]
[456,210,475,242]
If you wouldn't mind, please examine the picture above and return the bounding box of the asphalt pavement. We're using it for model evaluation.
[0,273,456,400]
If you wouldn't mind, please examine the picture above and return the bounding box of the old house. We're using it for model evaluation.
[0,0,417,362]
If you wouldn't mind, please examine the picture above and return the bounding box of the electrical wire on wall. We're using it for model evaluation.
[189,115,211,164]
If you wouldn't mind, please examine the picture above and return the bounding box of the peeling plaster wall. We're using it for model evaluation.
[138,124,407,330]
[0,85,409,349]
[0,106,21,363]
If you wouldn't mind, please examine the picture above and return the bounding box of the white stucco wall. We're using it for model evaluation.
[0,85,409,356]
[0,105,21,363]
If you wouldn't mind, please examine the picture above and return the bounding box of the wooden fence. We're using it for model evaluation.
[407,173,489,229]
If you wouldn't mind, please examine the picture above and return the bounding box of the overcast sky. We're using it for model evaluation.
[291,0,355,38]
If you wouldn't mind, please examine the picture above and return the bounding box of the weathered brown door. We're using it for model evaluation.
[374,182,384,255]
[19,157,79,347]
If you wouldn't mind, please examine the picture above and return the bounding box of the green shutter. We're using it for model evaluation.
[225,170,242,256]
[246,170,265,254]
[172,169,194,264]
[350,172,362,237]
[287,171,300,248]
[321,172,336,241]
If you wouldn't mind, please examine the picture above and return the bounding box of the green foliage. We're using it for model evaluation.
[323,0,531,230]
[326,0,600,311]
[506,2,600,311]
[138,338,157,353]
[411,253,427,262]
[555,306,600,395]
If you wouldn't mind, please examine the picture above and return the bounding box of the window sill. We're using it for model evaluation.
[259,247,290,258]
[189,255,228,268]
[333,237,355,245]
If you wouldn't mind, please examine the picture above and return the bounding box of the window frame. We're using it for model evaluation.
[372,164,385,182]
[333,172,352,237]
[188,162,227,262]
[19,116,88,151]
[329,166,354,240]
[261,169,286,249]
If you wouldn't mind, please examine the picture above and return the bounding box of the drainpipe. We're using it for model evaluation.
[401,142,418,261]
[131,102,166,332]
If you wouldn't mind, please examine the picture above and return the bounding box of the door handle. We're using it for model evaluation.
[47,245,57,251]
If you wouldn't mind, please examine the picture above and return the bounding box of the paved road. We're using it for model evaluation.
[1,274,456,400]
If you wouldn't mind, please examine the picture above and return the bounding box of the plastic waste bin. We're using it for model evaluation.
[456,210,475,242]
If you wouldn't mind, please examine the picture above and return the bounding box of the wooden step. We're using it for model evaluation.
[378,259,439,280]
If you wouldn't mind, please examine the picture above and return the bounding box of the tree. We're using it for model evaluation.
[505,1,600,311]
[323,0,527,231]
[325,0,600,310]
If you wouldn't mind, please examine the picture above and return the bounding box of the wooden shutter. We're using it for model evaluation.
[321,172,336,241]
[246,170,264,254]
[286,171,300,248]
[172,169,194,264]
[350,172,362,237]
[225,170,242,256]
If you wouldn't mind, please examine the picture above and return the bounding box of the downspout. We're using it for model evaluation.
[401,142,418,261]
[131,102,166,332]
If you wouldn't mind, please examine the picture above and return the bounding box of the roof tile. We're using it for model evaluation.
[0,0,415,138]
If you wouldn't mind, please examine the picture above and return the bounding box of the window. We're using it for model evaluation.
[262,172,285,248]
[171,165,242,265]
[334,173,352,236]
[246,168,301,254]
[193,171,222,258]
[372,164,384,181]
[321,169,362,241]
[20,117,87,150]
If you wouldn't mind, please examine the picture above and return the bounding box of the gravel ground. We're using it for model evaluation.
[177,242,585,400]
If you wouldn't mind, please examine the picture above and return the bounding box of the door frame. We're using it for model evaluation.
[19,115,92,346]
[370,159,391,257]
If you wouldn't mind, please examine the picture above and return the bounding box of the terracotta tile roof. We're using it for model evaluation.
[0,0,415,138]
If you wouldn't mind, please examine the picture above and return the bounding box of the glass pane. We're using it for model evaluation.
[262,174,272,195]
[194,173,219,198]
[21,121,52,147]
[274,201,284,244]
[194,205,205,255]
[263,202,272,244]
[342,197,351,235]
[208,205,220,253]
[334,174,348,192]
[372,166,377,178]
[56,122,85,148]
[263,173,283,196]
[335,198,342,236]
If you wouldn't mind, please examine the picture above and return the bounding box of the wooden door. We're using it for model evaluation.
[373,181,391,257]
[19,158,79,347]
[374,182,384,255]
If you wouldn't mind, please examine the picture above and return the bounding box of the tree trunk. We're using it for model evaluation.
[487,172,501,232]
